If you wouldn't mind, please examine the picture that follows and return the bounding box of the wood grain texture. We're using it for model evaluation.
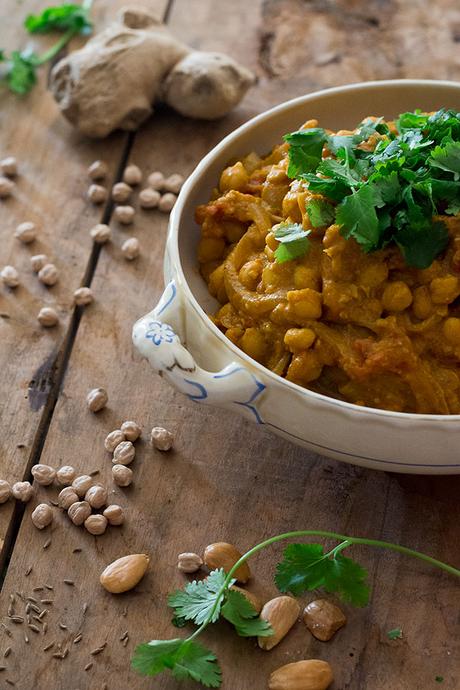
[0,1,459,689]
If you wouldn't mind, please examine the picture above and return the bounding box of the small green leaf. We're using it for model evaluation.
[168,569,230,626]
[306,198,336,228]
[430,141,460,180]
[336,185,380,252]
[6,50,38,95]
[221,590,272,638]
[395,220,449,269]
[387,628,403,640]
[284,128,328,178]
[25,3,92,35]
[273,223,311,263]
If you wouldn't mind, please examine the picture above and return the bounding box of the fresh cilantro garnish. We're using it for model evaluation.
[275,543,369,607]
[281,108,460,268]
[6,50,38,95]
[273,222,311,263]
[306,198,335,228]
[220,589,272,637]
[25,3,92,34]
[168,569,229,625]
[387,627,403,640]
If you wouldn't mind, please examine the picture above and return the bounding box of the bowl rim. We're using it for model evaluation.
[169,78,460,423]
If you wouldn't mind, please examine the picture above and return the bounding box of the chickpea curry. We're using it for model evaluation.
[196,111,460,414]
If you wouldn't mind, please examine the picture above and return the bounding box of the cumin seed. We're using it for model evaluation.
[59,623,68,630]
[25,566,33,576]
[40,600,53,605]
[24,633,29,644]
[90,645,106,656]
[52,652,65,659]
[28,624,40,634]
[30,604,41,614]
[84,662,93,671]
[119,631,128,641]
[43,642,55,651]
[4,647,11,658]
[49,499,59,507]
[9,617,23,624]
[44,584,53,591]
[26,596,38,604]
[89,469,100,476]
[63,579,74,586]
[25,604,31,615]
[82,603,88,615]
[72,547,82,553]
[7,604,14,617]
[38,609,47,620]
[122,636,129,647]
[8,595,14,604]
[32,587,44,593]
[73,634,82,644]
[43,538,51,550]
[43,622,48,634]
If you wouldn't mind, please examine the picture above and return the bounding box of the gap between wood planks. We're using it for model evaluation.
[0,0,176,586]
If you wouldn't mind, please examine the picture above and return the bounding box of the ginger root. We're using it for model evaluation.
[50,6,256,138]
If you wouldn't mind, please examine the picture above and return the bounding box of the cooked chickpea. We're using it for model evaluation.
[121,237,140,260]
[74,287,94,306]
[293,266,320,290]
[84,514,107,535]
[90,223,111,244]
[240,328,266,361]
[219,162,248,192]
[112,464,133,487]
[198,237,226,263]
[37,307,59,328]
[1,157,18,177]
[443,318,460,345]
[239,260,262,290]
[359,263,389,288]
[287,351,323,383]
[382,281,413,312]
[430,276,460,304]
[287,288,322,320]
[0,176,14,198]
[412,286,432,320]
[284,328,316,352]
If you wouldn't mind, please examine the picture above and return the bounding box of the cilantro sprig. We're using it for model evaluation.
[132,530,460,688]
[279,109,460,268]
[0,1,93,96]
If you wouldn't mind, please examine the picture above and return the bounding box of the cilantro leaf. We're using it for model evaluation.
[387,627,403,640]
[395,220,449,269]
[6,50,38,95]
[430,141,460,180]
[273,223,311,263]
[435,676,444,683]
[221,590,272,638]
[336,185,380,251]
[132,639,222,688]
[284,129,328,178]
[397,110,429,131]
[306,198,335,228]
[25,3,92,35]
[317,158,361,188]
[168,569,230,626]
[275,543,370,607]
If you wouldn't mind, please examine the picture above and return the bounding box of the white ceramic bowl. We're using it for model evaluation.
[133,80,460,474]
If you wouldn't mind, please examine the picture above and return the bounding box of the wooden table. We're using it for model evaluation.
[0,1,459,688]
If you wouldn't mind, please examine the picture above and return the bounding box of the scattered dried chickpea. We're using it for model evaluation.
[37,307,59,328]
[139,188,160,209]
[68,500,91,526]
[177,552,203,573]
[158,192,176,213]
[147,171,164,190]
[103,504,125,526]
[38,263,59,286]
[150,426,173,451]
[35,304,59,345]
[88,160,108,180]
[56,465,77,487]
[14,221,36,244]
[0,157,18,177]
[123,164,142,186]
[73,286,94,306]
[58,486,79,509]
[113,441,135,465]
[0,480,12,504]
[30,254,48,273]
[12,481,34,503]
[0,176,14,198]
[84,514,108,535]
[90,223,111,244]
[1,265,20,288]
[112,464,133,487]
[120,420,141,442]
[114,205,135,224]
[303,599,347,641]
[163,173,184,195]
[112,182,132,203]
[31,503,53,530]
[121,237,140,260]
[104,429,125,453]
[85,484,108,509]
[72,475,93,498]
[87,387,108,412]
[87,184,108,204]
[31,464,56,486]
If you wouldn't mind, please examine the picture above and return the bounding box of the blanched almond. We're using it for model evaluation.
[203,542,250,583]
[269,660,333,690]
[258,596,300,650]
[100,554,149,593]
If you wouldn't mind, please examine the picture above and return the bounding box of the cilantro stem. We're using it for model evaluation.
[33,27,77,66]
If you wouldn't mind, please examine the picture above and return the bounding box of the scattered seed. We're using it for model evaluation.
[25,566,33,577]
[5,679,15,686]
[28,624,40,634]
[38,610,47,620]
[30,604,41,614]
[49,499,59,507]
[73,634,82,644]
[43,642,55,652]
[8,595,14,604]
[89,469,100,477]
[121,606,128,617]
[32,615,42,625]
[15,592,24,601]
[62,648,69,659]
[82,603,88,615]
[41,600,53,605]
[122,636,129,647]
[27,596,38,604]
[59,623,68,631]
[24,633,29,644]
[9,617,23,624]
[63,579,75,586]
[52,652,65,659]
[44,584,53,591]
[119,631,129,641]
[32,587,44,593]
[43,538,52,550]
[90,644,106,656]
[25,604,31,615]
[0,665,5,670]
[4,648,11,658]
[7,604,14,617]
[84,662,93,671]
[43,622,48,634]
[72,548,82,554]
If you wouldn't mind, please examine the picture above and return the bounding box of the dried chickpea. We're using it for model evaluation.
[72,475,93,498]
[0,480,12,504]
[443,317,460,345]
[284,328,316,352]
[58,486,79,509]
[31,503,53,530]
[85,514,108,535]
[90,223,111,244]
[120,420,141,442]
[68,500,91,526]
[87,184,108,204]
[163,173,184,194]
[147,171,165,190]
[121,237,140,259]
[114,205,135,224]
[86,387,108,412]
[382,281,413,312]
[0,157,18,177]
[37,307,59,328]
[73,286,94,306]
[123,164,142,186]
[31,464,56,486]
[103,504,125,526]
[88,160,108,180]
[139,187,160,209]
[56,465,76,486]
[219,162,248,192]
[150,427,173,451]
[105,429,125,452]
[112,464,133,487]
[85,484,108,509]
[30,254,48,273]
[112,182,132,203]
[38,263,59,287]
[0,176,14,198]
[1,265,20,288]
[177,552,203,573]
[12,481,33,502]
[113,441,135,465]
[158,192,176,213]
[14,221,36,244]
[430,276,460,304]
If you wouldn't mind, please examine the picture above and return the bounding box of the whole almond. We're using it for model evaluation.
[258,596,300,650]
[230,585,263,614]
[269,660,334,690]
[203,542,250,583]
[100,554,149,593]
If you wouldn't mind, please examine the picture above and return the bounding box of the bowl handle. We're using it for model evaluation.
[132,280,266,423]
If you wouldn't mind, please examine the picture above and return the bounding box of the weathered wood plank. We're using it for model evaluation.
[0,1,459,689]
